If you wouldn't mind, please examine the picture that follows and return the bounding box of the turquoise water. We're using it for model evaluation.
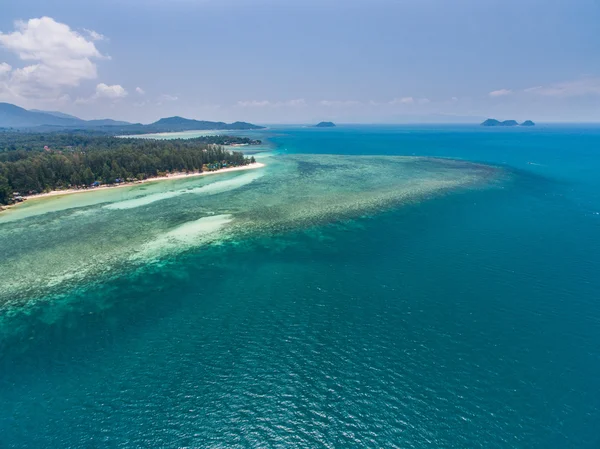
[1,125,600,447]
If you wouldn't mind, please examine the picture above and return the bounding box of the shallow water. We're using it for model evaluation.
[1,125,599,448]
[0,152,497,305]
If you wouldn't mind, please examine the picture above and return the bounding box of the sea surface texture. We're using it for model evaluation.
[1,125,599,448]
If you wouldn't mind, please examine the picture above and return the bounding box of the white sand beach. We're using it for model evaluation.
[9,162,266,204]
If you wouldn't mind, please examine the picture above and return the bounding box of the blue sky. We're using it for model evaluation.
[1,0,599,123]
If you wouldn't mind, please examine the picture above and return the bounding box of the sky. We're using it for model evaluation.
[1,0,599,124]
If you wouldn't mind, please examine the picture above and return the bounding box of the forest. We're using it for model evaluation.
[0,133,257,205]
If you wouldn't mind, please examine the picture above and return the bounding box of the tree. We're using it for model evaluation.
[82,168,95,185]
[0,132,253,204]
[0,175,10,204]
[70,172,82,187]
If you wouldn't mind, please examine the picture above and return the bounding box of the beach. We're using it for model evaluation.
[4,162,265,207]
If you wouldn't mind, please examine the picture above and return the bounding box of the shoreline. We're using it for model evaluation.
[2,162,265,209]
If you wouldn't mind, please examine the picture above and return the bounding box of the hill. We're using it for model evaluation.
[29,109,81,120]
[29,110,131,127]
[0,102,263,133]
[87,119,133,126]
[0,103,82,127]
[315,121,336,128]
[148,116,263,132]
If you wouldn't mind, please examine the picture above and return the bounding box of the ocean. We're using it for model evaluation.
[1,125,599,448]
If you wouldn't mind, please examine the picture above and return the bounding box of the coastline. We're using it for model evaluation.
[3,162,265,209]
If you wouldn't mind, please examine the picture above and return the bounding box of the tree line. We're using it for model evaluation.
[0,133,257,205]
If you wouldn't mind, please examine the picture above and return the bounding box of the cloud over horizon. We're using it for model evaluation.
[524,78,600,97]
[489,89,512,97]
[236,99,306,108]
[389,97,415,105]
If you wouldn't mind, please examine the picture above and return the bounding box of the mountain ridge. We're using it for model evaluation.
[0,102,264,133]
[29,109,81,120]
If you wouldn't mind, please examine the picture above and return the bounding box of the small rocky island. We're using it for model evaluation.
[481,119,535,127]
[315,121,336,128]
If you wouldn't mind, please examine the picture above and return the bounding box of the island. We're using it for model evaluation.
[481,118,535,127]
[0,133,260,206]
[315,122,336,128]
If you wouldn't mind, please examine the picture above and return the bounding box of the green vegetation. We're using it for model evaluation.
[0,133,257,205]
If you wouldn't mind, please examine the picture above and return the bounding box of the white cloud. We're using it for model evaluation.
[0,17,105,102]
[524,86,542,93]
[159,94,178,102]
[237,100,271,107]
[390,97,414,105]
[135,87,145,95]
[237,99,306,107]
[83,28,106,41]
[489,89,512,97]
[524,77,600,97]
[451,96,458,101]
[287,98,306,107]
[319,100,361,107]
[488,77,600,100]
[0,63,11,75]
[418,98,430,104]
[95,83,127,99]
[75,83,127,103]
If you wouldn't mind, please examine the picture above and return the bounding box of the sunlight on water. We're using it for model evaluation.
[0,154,502,306]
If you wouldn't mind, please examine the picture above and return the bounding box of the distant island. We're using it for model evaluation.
[315,122,336,128]
[0,102,264,134]
[142,116,264,133]
[481,118,535,127]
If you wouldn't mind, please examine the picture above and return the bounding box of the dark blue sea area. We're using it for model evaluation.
[1,125,600,448]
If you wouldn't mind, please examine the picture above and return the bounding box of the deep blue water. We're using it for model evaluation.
[2,125,600,448]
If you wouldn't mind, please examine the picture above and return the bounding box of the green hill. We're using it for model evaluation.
[0,102,264,133]
[148,116,263,132]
